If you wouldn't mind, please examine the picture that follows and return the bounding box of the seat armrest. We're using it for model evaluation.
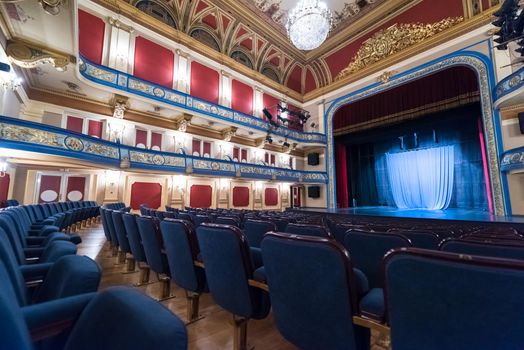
[23,293,96,341]
[24,247,45,258]
[20,263,54,282]
[26,236,47,246]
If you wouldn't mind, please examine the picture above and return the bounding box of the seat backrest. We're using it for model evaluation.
[440,239,524,259]
[64,287,187,350]
[160,219,206,293]
[99,208,111,242]
[111,211,131,253]
[194,215,210,227]
[344,230,411,288]
[0,215,26,265]
[121,213,146,262]
[102,210,119,246]
[394,230,441,250]
[261,232,369,350]
[32,255,101,303]
[178,212,194,224]
[0,260,32,350]
[385,248,524,350]
[0,228,28,305]
[135,216,168,275]
[285,223,331,238]
[196,223,268,319]
[215,216,239,227]
[244,220,277,248]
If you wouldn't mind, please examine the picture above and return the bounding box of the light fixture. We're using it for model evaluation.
[262,108,273,121]
[286,0,332,51]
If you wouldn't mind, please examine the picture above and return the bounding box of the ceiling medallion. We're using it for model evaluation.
[286,0,332,51]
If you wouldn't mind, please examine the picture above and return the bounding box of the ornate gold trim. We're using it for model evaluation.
[108,17,134,32]
[335,17,463,81]
[6,39,73,72]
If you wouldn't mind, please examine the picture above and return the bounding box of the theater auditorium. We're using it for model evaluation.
[1,0,524,349]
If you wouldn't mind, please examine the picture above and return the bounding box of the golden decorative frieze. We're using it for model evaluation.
[108,17,134,32]
[6,40,71,72]
[110,94,130,119]
[221,127,238,142]
[377,70,397,84]
[335,17,464,81]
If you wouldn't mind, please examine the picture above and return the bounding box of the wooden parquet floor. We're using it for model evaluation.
[77,223,388,350]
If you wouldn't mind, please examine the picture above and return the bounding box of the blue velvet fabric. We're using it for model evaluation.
[440,239,524,259]
[122,213,146,263]
[396,231,441,250]
[0,229,30,305]
[64,287,187,350]
[244,220,276,248]
[196,224,270,319]
[344,230,411,288]
[102,210,119,248]
[359,288,385,321]
[39,241,77,263]
[111,211,131,253]
[193,215,210,227]
[136,217,170,275]
[285,223,330,238]
[261,233,370,350]
[215,217,240,227]
[385,249,524,350]
[33,255,101,303]
[159,219,206,293]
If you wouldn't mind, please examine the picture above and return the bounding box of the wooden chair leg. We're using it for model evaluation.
[122,257,137,274]
[232,316,251,350]
[185,291,204,324]
[134,266,155,286]
[157,274,176,301]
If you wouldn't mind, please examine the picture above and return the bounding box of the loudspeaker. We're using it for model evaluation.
[519,112,524,134]
[307,153,320,166]
[308,186,320,198]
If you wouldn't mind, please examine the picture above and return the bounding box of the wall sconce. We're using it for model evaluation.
[0,160,8,177]
[105,170,121,185]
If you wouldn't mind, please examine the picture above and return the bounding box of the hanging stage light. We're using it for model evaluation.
[262,108,273,121]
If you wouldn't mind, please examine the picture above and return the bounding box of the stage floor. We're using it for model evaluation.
[294,206,524,224]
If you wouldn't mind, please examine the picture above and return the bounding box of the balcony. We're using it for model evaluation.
[0,116,328,184]
[77,56,326,145]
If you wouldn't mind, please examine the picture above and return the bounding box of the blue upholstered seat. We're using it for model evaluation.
[385,248,524,350]
[160,219,207,322]
[285,223,332,238]
[194,215,211,227]
[244,220,276,248]
[261,232,370,350]
[440,238,524,259]
[196,223,270,348]
[215,216,240,227]
[393,231,441,250]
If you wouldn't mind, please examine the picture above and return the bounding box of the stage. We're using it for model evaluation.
[291,206,524,226]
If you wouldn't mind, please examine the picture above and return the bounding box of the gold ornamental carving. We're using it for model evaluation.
[377,70,397,84]
[6,41,71,72]
[335,17,463,81]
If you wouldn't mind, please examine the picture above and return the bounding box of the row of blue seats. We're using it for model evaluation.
[135,206,524,349]
[0,199,20,208]
[0,200,189,349]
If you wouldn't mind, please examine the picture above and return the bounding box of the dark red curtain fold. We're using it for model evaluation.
[335,142,349,208]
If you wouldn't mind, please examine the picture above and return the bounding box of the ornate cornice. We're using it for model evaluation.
[6,39,74,72]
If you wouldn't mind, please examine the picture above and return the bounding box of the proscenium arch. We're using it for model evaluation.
[324,52,507,215]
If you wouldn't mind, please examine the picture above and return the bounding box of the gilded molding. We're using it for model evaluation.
[335,17,463,81]
[325,55,505,215]
[110,94,129,119]
[7,40,71,72]
[108,17,134,32]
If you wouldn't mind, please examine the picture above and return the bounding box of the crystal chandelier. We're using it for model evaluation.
[286,0,332,51]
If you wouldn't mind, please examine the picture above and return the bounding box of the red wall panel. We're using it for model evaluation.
[286,65,302,93]
[88,120,102,138]
[241,149,247,162]
[263,94,280,122]
[190,61,219,104]
[78,10,105,65]
[134,37,174,88]
[265,188,278,206]
[66,176,86,201]
[231,79,254,115]
[325,0,464,79]
[130,182,162,209]
[0,174,10,203]
[190,185,212,208]
[192,139,201,156]
[232,186,250,207]
[203,142,211,157]
[151,132,162,150]
[39,175,61,203]
[66,116,84,133]
[304,68,317,94]
[135,129,147,148]
[233,147,239,161]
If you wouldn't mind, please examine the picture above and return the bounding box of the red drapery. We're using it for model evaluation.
[335,143,349,208]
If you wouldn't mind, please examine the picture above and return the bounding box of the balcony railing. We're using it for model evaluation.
[501,146,524,172]
[0,116,328,184]
[78,56,326,145]
[494,64,524,107]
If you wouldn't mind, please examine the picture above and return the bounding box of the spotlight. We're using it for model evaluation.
[265,134,273,144]
[262,108,273,121]
[283,141,290,148]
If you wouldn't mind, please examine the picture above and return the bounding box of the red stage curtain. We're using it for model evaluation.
[265,188,278,206]
[66,116,83,133]
[88,120,102,138]
[39,175,61,203]
[130,182,162,209]
[134,37,174,88]
[0,174,10,203]
[232,186,250,207]
[190,185,212,208]
[190,62,219,104]
[78,10,105,64]
[66,176,86,201]
[232,79,253,115]
[333,66,479,132]
[335,143,349,208]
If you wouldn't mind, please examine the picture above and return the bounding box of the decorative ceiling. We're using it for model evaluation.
[241,0,386,36]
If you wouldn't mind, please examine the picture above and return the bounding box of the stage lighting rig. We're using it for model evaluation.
[492,0,521,50]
